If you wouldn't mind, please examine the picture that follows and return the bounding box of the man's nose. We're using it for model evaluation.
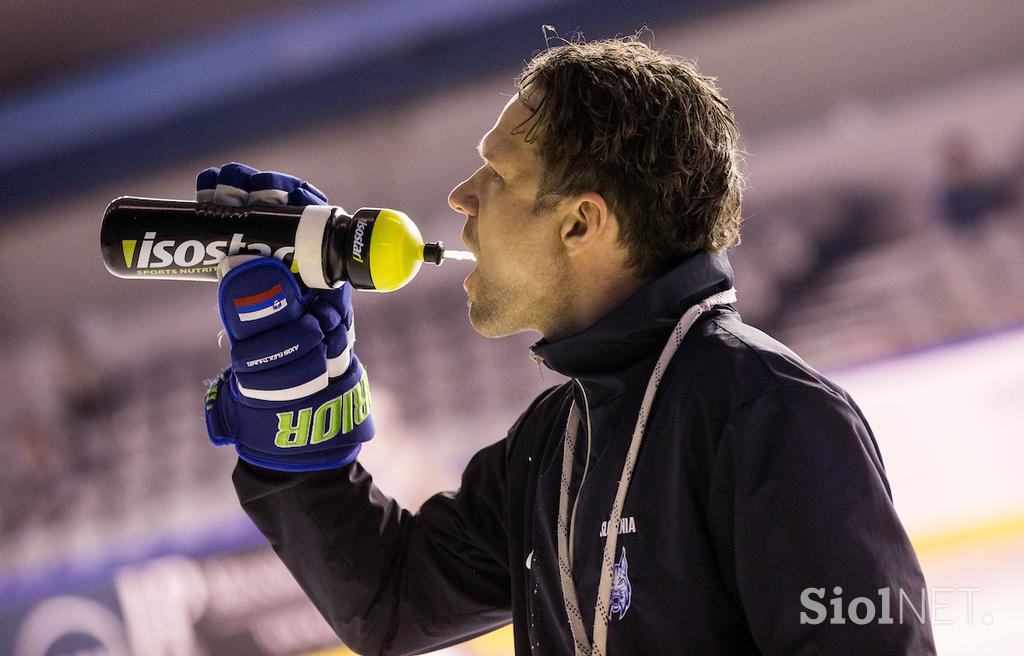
[448,177,478,217]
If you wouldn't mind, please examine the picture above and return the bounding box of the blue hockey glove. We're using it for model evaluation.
[201,163,374,472]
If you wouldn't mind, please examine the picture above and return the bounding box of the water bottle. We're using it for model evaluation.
[99,196,459,292]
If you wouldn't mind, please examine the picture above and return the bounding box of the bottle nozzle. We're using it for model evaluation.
[423,241,444,265]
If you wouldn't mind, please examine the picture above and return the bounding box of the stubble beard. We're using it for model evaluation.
[466,271,530,338]
[466,257,571,339]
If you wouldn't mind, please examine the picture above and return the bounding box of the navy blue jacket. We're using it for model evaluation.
[233,251,936,655]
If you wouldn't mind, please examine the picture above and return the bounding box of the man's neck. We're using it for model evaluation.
[542,267,648,342]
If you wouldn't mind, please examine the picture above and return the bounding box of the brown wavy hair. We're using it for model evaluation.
[516,36,744,278]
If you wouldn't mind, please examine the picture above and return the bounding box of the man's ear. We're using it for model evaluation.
[560,192,612,257]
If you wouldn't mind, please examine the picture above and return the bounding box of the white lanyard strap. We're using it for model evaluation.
[557,402,593,654]
[557,288,737,656]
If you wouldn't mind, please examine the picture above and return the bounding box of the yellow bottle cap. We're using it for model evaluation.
[367,209,425,292]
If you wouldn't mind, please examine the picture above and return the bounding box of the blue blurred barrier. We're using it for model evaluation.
[0,0,740,212]
[0,526,345,656]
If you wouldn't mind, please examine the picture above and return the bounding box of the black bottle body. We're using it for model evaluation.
[100,197,308,281]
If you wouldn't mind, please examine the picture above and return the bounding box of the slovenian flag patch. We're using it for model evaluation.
[234,283,288,322]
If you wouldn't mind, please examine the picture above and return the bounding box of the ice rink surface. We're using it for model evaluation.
[921,535,1024,654]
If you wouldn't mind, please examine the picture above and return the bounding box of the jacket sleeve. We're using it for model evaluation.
[232,435,512,656]
[707,384,937,655]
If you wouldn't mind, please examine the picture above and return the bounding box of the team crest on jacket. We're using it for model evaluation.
[607,547,631,621]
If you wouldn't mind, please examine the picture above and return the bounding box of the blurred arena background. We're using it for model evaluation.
[1,0,1022,653]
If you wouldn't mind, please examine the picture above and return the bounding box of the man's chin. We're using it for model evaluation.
[467,303,502,338]
[467,299,519,339]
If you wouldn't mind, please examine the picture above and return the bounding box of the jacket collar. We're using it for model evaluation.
[530,251,734,402]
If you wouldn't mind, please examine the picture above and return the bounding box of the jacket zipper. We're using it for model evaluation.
[567,378,593,569]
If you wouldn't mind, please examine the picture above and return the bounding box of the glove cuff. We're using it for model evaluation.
[205,362,374,472]
[236,443,364,472]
